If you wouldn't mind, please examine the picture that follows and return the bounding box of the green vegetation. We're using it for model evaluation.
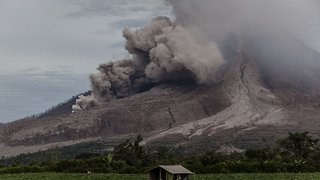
[1,132,320,174]
[0,173,145,180]
[1,173,320,180]
[0,140,116,165]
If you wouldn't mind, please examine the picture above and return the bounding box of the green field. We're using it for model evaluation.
[1,173,320,180]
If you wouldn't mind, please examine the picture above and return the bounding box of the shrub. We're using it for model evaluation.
[118,166,139,174]
[112,160,127,171]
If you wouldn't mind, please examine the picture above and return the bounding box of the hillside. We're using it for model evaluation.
[0,34,320,157]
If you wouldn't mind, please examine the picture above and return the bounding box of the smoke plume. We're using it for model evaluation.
[72,94,98,112]
[73,0,320,111]
[73,16,224,111]
[166,0,320,46]
[167,0,320,93]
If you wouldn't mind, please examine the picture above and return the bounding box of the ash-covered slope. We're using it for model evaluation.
[0,82,230,157]
[142,37,320,151]
[1,36,320,157]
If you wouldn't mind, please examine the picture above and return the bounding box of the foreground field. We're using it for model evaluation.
[1,173,320,180]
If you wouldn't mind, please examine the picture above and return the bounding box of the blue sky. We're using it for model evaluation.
[0,0,172,122]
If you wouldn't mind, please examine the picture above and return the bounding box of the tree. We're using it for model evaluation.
[105,153,113,164]
[245,148,281,162]
[201,150,223,166]
[113,134,145,167]
[133,134,144,159]
[278,132,319,159]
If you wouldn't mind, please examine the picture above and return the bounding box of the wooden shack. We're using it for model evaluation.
[147,165,193,180]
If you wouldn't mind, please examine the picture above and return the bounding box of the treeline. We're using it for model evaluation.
[1,132,320,174]
[31,91,91,118]
[0,140,111,165]
[13,91,91,122]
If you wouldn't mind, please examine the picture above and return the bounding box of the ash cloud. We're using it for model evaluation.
[73,16,224,111]
[72,94,98,112]
[167,0,320,93]
[166,0,320,46]
[73,0,320,111]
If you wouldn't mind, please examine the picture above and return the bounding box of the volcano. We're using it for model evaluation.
[1,27,320,157]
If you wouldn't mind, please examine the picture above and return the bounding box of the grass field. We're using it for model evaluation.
[1,173,320,180]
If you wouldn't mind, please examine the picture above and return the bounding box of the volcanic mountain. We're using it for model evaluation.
[1,29,320,157]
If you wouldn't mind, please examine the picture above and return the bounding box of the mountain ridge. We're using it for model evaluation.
[1,35,320,157]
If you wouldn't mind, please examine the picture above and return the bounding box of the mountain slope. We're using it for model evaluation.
[1,36,320,157]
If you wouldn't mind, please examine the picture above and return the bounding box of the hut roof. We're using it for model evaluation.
[148,165,193,175]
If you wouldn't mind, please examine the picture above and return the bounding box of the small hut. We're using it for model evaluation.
[147,165,193,180]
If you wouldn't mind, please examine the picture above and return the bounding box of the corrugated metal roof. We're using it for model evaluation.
[148,165,193,174]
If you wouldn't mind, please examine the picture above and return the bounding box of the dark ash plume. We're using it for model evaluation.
[73,16,225,111]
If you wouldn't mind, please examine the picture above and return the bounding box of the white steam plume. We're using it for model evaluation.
[72,94,98,112]
[73,16,225,111]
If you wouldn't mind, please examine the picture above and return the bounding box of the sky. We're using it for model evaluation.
[0,0,172,122]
